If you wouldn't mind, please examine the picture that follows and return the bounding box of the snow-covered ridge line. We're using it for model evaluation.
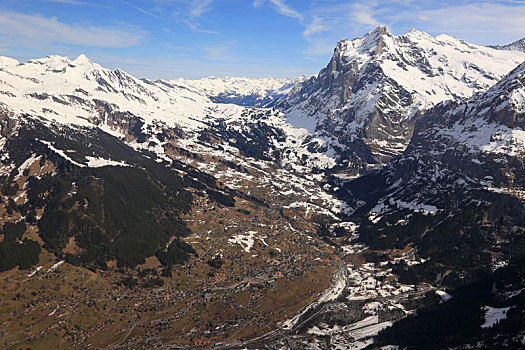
[490,37,525,53]
[281,25,525,172]
[425,61,525,157]
[173,76,299,96]
[174,76,307,107]
[0,53,247,132]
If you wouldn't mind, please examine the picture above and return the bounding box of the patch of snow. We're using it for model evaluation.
[48,306,59,316]
[27,266,42,277]
[436,290,452,303]
[481,306,511,328]
[16,154,41,178]
[227,231,257,253]
[48,260,65,273]
[85,156,130,168]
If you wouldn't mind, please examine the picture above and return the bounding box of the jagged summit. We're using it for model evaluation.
[281,26,525,175]
[333,25,391,59]
[359,25,389,52]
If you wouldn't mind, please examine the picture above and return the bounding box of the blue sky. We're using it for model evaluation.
[0,0,524,79]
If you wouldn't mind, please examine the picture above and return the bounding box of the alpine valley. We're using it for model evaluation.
[0,26,524,350]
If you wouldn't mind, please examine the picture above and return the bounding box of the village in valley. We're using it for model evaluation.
[0,142,341,349]
[0,134,435,349]
[0,104,442,349]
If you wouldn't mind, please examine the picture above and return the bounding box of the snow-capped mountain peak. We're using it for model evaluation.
[0,54,247,133]
[72,53,93,66]
[281,26,525,175]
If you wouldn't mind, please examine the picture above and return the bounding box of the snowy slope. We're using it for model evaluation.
[0,54,245,133]
[0,54,338,176]
[433,61,525,159]
[174,76,303,107]
[282,26,525,174]
[345,61,525,223]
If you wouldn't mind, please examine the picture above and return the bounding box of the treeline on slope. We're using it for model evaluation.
[373,255,525,349]
[0,119,235,271]
[357,203,522,288]
[0,221,41,271]
[331,164,525,289]
[156,238,197,267]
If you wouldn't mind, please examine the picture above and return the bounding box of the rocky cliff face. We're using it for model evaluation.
[281,26,525,176]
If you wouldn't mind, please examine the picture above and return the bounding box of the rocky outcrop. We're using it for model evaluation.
[490,37,525,53]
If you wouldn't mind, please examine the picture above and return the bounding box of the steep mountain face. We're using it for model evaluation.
[490,37,525,53]
[174,76,303,107]
[281,26,525,176]
[336,62,525,288]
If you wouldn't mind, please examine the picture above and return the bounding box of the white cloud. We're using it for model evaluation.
[121,1,165,20]
[303,16,327,40]
[179,0,217,32]
[268,0,304,21]
[408,3,525,44]
[303,38,337,57]
[40,0,92,4]
[189,0,212,19]
[352,3,381,27]
[254,0,304,22]
[252,0,264,8]
[203,41,238,61]
[0,11,144,48]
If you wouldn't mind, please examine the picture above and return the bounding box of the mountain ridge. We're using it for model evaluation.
[489,37,525,53]
[281,26,525,176]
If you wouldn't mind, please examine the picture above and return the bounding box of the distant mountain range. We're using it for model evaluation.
[174,76,305,107]
[490,37,525,53]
